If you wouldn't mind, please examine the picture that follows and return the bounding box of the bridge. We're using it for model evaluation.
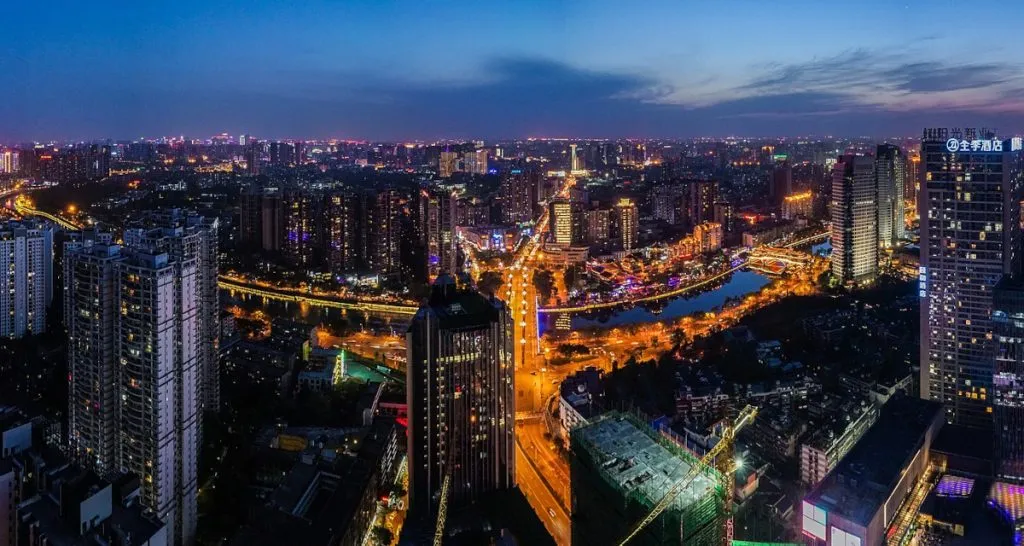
[219,276,419,315]
[747,246,816,274]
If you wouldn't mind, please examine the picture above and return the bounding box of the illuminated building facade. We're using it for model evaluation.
[614,198,638,251]
[421,188,458,279]
[0,221,53,339]
[500,169,538,225]
[693,222,723,253]
[439,150,459,178]
[282,189,318,268]
[463,148,488,175]
[994,277,1024,482]
[919,129,1024,429]
[713,201,734,232]
[875,144,906,247]
[550,199,574,245]
[585,209,611,243]
[830,155,877,285]
[781,191,813,220]
[405,276,515,517]
[688,180,718,226]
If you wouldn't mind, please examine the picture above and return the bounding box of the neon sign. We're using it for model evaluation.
[946,138,1003,153]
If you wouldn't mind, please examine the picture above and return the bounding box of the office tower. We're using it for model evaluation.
[713,201,734,232]
[550,199,574,245]
[326,190,363,277]
[282,189,318,268]
[688,180,718,226]
[570,143,580,171]
[500,169,538,225]
[463,149,488,175]
[421,188,458,279]
[875,144,907,248]
[994,277,1024,481]
[239,134,248,146]
[830,155,878,285]
[405,276,515,516]
[771,160,792,204]
[0,221,53,339]
[615,198,639,251]
[920,130,1023,429]
[125,210,221,411]
[439,150,459,178]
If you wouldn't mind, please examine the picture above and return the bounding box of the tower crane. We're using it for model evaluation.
[618,405,758,546]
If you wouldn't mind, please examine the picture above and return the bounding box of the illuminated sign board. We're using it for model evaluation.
[945,138,1002,153]
[1013,137,1023,152]
[802,501,827,540]
[831,528,862,546]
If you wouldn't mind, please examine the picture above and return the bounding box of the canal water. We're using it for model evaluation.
[543,269,772,332]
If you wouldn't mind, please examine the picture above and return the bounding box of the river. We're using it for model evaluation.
[542,269,772,332]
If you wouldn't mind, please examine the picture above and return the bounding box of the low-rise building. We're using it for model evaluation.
[558,367,603,447]
[299,348,345,392]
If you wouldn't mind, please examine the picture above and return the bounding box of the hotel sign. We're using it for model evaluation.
[945,138,1002,152]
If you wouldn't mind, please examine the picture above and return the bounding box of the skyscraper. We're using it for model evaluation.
[0,221,53,339]
[463,148,488,175]
[585,209,611,244]
[282,188,319,268]
[615,198,638,251]
[771,160,792,205]
[919,129,1023,429]
[830,155,877,285]
[421,188,458,279]
[875,144,906,248]
[993,277,1024,481]
[326,189,364,277]
[405,276,515,516]
[116,248,199,546]
[67,218,217,545]
[369,188,405,279]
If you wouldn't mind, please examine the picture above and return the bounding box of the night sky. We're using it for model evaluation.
[3,1,1023,141]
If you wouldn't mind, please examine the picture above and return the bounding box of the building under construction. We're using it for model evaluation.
[570,412,726,545]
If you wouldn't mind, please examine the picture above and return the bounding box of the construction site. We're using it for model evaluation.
[569,411,726,545]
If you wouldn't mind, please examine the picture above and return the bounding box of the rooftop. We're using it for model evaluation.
[805,396,943,526]
[575,413,718,511]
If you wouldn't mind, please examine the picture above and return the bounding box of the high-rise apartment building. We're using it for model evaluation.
[0,221,53,339]
[463,149,488,175]
[875,144,906,248]
[771,160,792,205]
[713,201,734,232]
[585,209,611,244]
[0,149,19,174]
[325,190,364,277]
[116,249,199,546]
[500,170,538,225]
[282,189,319,268]
[830,155,878,284]
[439,150,460,178]
[67,218,217,545]
[615,198,638,251]
[919,129,1023,429]
[688,180,718,226]
[994,277,1024,482]
[421,188,458,279]
[369,188,405,279]
[124,210,221,411]
[405,277,515,516]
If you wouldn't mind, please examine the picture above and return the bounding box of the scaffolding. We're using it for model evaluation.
[570,412,726,545]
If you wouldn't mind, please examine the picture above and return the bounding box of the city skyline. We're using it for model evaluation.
[4,2,1024,141]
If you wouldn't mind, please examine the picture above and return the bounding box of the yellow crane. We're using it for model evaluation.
[433,472,451,546]
[618,405,758,546]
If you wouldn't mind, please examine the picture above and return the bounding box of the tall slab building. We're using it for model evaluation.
[405,276,515,519]
[875,144,906,248]
[831,155,878,285]
[919,129,1023,429]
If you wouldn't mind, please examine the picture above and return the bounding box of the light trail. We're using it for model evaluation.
[218,276,419,315]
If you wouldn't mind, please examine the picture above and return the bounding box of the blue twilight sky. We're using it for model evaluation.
[2,0,1023,141]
